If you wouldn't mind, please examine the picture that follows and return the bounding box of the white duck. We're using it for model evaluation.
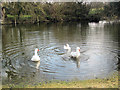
[70,47,80,58]
[64,44,71,54]
[31,48,40,62]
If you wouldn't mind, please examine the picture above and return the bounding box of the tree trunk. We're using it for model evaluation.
[0,3,2,20]
[15,17,16,26]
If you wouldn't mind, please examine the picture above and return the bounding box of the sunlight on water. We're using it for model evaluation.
[1,21,119,84]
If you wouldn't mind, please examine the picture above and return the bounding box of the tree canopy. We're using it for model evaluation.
[1,2,120,24]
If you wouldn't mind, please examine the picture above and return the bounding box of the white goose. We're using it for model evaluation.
[31,48,40,62]
[70,47,80,58]
[64,44,71,54]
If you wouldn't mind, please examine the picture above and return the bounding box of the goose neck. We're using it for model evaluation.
[35,50,38,55]
[68,48,71,53]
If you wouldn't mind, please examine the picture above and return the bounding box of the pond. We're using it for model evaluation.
[1,21,120,85]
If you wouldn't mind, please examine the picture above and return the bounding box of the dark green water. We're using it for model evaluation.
[1,21,120,85]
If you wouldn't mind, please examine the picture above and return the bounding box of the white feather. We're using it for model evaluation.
[64,44,71,54]
[70,47,80,58]
[31,48,40,62]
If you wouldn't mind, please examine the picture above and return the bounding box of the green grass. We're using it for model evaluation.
[20,15,32,18]
[7,14,32,18]
[89,8,104,15]
[2,72,119,88]
[7,14,17,18]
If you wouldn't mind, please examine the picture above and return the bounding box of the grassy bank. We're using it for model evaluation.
[2,72,119,88]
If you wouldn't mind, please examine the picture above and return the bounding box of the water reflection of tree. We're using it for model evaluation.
[104,23,120,71]
[51,22,89,43]
[2,25,46,82]
[117,27,120,72]
[72,58,80,68]
[2,53,18,81]
[0,25,2,88]
[2,26,28,81]
[2,26,19,80]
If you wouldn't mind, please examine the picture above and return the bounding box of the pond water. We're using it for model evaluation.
[1,21,120,85]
